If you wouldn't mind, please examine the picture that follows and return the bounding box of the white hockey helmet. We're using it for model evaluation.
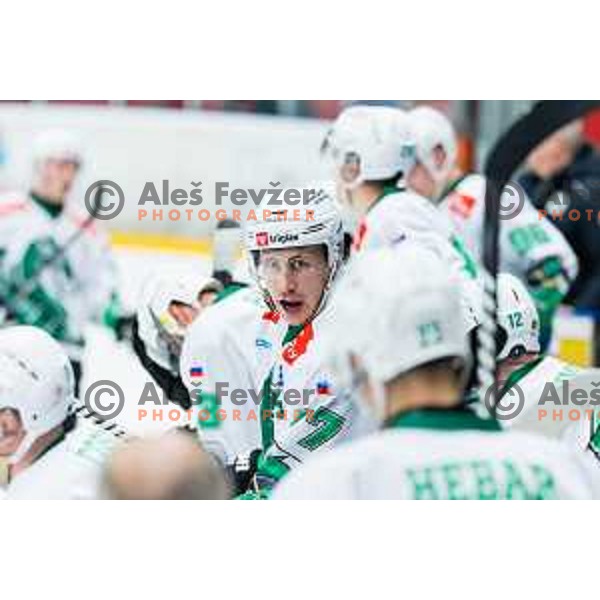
[245,186,345,317]
[410,106,458,186]
[322,105,416,186]
[32,128,83,166]
[137,271,223,372]
[325,244,469,419]
[496,273,540,360]
[0,326,74,458]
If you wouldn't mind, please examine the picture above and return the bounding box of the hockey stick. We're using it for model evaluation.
[71,395,198,441]
[14,183,106,301]
[0,185,106,339]
[480,100,600,409]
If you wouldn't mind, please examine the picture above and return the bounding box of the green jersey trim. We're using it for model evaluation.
[367,184,405,214]
[30,192,64,219]
[437,174,469,203]
[501,356,545,396]
[385,407,502,432]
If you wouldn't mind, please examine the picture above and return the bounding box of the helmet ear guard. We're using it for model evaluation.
[496,273,541,361]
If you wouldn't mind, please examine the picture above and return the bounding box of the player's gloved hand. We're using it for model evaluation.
[226,449,262,496]
[236,488,271,500]
[526,256,570,315]
[526,256,571,350]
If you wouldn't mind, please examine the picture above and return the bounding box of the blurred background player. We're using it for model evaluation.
[131,217,248,408]
[482,273,588,439]
[102,432,230,500]
[0,326,123,499]
[321,104,483,336]
[133,270,223,408]
[273,246,597,500]
[408,105,578,350]
[180,188,354,497]
[519,120,600,311]
[0,129,120,395]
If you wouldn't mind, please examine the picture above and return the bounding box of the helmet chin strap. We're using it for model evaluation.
[261,266,335,328]
[5,426,65,481]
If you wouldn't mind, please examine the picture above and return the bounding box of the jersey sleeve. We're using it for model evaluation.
[61,212,120,325]
[180,304,262,465]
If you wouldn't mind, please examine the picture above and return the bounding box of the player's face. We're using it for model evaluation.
[407,161,436,200]
[259,245,330,325]
[333,154,363,217]
[0,408,26,457]
[38,159,80,203]
[168,301,198,327]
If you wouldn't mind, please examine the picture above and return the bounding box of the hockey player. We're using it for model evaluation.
[0,326,122,499]
[0,129,120,394]
[480,272,593,442]
[133,270,223,408]
[273,246,597,500]
[132,218,249,409]
[180,188,355,496]
[321,104,483,331]
[408,105,578,349]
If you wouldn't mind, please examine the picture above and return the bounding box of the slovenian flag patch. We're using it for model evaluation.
[316,380,331,396]
[190,364,205,383]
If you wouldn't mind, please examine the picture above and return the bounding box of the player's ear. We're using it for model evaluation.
[340,152,361,185]
[349,353,376,404]
[432,144,447,171]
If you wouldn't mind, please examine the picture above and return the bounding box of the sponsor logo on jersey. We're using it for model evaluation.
[448,192,476,219]
[255,338,272,349]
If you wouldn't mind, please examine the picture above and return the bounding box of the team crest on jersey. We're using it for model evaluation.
[255,232,269,247]
[189,363,205,387]
[448,193,476,219]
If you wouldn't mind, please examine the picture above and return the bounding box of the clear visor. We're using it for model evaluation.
[256,253,329,285]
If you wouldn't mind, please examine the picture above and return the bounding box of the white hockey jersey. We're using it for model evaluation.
[0,190,118,358]
[440,174,578,281]
[352,185,482,328]
[273,408,599,499]
[2,419,121,500]
[180,287,355,486]
[499,355,582,438]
